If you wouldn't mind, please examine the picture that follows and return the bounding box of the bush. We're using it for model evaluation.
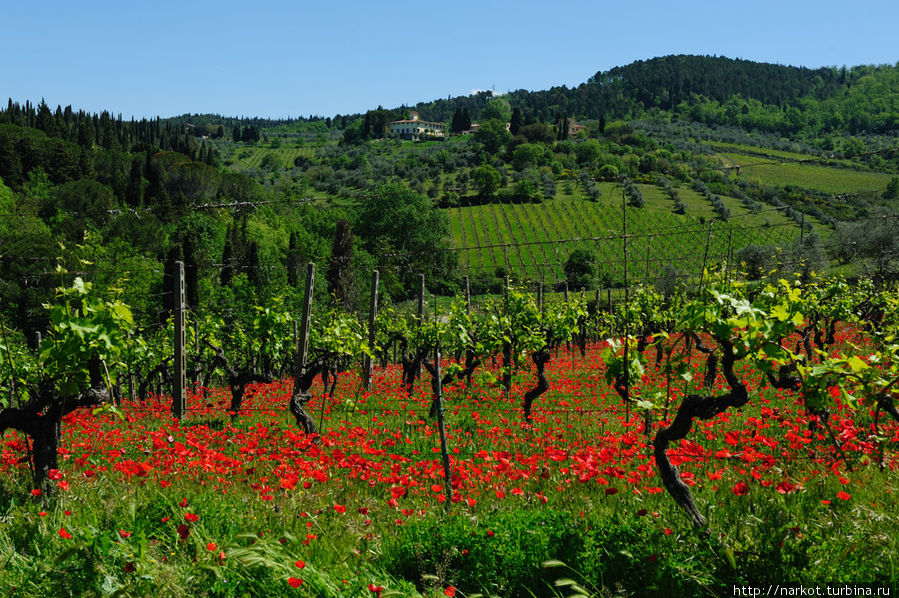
[565,248,596,289]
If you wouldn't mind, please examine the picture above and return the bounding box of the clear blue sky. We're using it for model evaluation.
[2,0,897,120]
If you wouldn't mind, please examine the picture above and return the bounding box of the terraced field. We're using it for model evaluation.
[446,182,808,285]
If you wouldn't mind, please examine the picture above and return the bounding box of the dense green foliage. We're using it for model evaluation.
[2,54,898,352]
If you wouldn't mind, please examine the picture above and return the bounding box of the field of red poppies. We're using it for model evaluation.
[2,337,898,596]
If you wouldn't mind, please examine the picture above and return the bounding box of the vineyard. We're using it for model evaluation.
[1,269,898,596]
[446,184,814,285]
[228,146,317,171]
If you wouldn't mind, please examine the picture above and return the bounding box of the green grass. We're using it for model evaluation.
[717,152,893,195]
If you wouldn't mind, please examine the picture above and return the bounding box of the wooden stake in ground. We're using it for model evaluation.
[172,261,186,420]
[364,270,379,390]
[290,263,317,435]
[433,345,453,510]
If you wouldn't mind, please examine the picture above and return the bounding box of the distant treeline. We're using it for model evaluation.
[413,56,899,138]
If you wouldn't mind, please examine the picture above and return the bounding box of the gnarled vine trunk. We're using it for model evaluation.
[290,361,324,439]
[522,349,551,421]
[653,338,747,528]
[0,359,109,492]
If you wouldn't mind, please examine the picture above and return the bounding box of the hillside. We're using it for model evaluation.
[1,55,898,341]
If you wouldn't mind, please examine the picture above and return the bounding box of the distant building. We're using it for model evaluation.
[389,111,446,140]
[568,121,586,137]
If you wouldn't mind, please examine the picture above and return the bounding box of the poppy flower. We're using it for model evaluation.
[287,577,304,588]
[58,528,72,539]
[731,482,750,495]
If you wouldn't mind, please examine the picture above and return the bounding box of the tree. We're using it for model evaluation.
[519,122,555,144]
[473,119,511,155]
[327,219,356,309]
[884,176,899,200]
[450,107,466,134]
[509,107,523,135]
[472,164,501,197]
[558,116,570,141]
[734,244,775,280]
[481,98,511,122]
[357,183,456,298]
[564,248,596,289]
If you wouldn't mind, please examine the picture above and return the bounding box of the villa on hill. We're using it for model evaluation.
[389,111,446,140]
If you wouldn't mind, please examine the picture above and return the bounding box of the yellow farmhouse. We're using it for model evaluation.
[389,111,446,140]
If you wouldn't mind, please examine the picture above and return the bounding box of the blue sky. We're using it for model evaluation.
[2,0,897,120]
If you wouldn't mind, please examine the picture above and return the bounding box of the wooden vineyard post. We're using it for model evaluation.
[417,274,425,379]
[364,270,379,390]
[622,187,630,419]
[294,263,315,384]
[287,262,318,435]
[608,288,613,340]
[464,275,471,315]
[502,276,512,397]
[193,317,200,390]
[172,261,186,420]
[538,281,544,314]
[564,281,569,303]
[125,330,136,401]
[725,225,734,288]
[698,220,714,294]
[434,344,453,511]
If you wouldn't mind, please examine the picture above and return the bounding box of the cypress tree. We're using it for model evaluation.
[326,219,355,309]
[286,231,300,287]
[510,107,523,135]
[220,226,235,287]
[183,235,199,308]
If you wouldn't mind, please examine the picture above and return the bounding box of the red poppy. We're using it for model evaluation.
[287,577,304,588]
[731,482,750,496]
[58,528,72,539]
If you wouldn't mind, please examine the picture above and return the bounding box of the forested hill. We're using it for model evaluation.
[412,55,898,138]
[142,55,897,142]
